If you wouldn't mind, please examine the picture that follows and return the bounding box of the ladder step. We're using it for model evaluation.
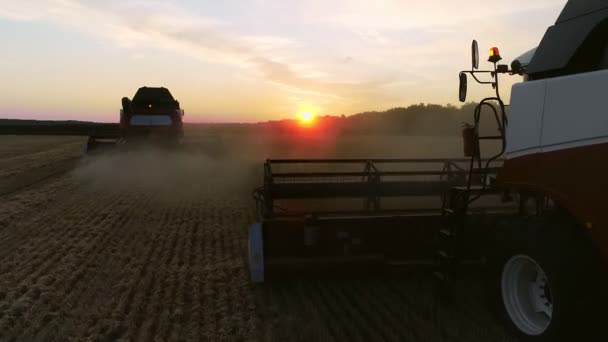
[439,229,454,238]
[452,185,479,191]
[433,271,447,282]
[452,185,491,193]
[438,250,454,260]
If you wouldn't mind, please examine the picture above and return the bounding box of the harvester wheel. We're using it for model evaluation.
[486,214,605,341]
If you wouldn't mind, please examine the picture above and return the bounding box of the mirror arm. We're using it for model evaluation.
[467,72,495,85]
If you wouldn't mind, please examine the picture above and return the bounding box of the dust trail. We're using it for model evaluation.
[72,147,261,201]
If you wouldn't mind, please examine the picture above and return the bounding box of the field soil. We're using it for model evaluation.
[0,132,514,341]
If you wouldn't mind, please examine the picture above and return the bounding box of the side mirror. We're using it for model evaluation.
[511,60,523,75]
[472,40,479,70]
[459,73,468,102]
[121,97,132,114]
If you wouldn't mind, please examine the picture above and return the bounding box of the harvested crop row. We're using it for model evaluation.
[0,180,261,341]
[256,275,515,342]
[0,136,513,342]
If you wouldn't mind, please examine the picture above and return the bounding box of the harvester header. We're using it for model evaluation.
[249,158,508,283]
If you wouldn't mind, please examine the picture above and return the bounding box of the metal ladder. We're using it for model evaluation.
[434,186,471,282]
[434,99,506,283]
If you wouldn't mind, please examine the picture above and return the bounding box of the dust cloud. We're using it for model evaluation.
[72,147,261,201]
[70,133,472,203]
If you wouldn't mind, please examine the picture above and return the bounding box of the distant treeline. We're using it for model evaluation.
[1,102,480,136]
[0,119,119,136]
[208,102,481,136]
[339,102,479,135]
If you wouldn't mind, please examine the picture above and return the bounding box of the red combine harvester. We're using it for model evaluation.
[85,86,184,153]
[249,1,608,340]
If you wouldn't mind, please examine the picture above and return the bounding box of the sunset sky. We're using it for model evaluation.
[0,0,564,123]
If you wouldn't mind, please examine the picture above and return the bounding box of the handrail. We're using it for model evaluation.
[271,169,501,178]
[266,158,503,164]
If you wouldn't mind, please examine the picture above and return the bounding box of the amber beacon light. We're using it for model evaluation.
[488,47,502,63]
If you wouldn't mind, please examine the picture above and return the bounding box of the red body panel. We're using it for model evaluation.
[498,142,608,261]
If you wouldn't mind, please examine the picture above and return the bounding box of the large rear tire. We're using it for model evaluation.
[487,214,605,341]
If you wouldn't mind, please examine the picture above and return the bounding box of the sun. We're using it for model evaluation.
[297,111,316,126]
[299,111,314,122]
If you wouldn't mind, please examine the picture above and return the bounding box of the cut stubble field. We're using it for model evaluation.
[0,131,514,341]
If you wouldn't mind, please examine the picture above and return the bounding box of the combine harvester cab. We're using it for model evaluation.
[85,86,184,154]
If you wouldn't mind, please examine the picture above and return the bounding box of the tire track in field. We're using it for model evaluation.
[0,156,80,197]
[93,197,177,341]
[186,216,202,342]
[146,202,188,339]
[0,190,125,289]
[200,200,231,341]
[209,267,233,341]
[202,202,227,341]
[228,207,259,340]
[27,189,146,338]
[348,279,426,341]
[294,280,347,341]
[69,194,163,338]
[0,176,84,259]
[0,191,147,337]
[261,282,305,341]
[0,173,77,233]
[213,205,239,341]
[382,277,445,341]
[304,280,363,342]
[380,278,438,341]
[260,276,452,342]
[350,278,427,341]
[123,198,189,340]
[185,198,257,341]
[195,200,215,341]
[329,281,393,342]
[30,190,159,339]
[438,277,513,341]
[165,200,194,341]
[291,281,340,341]
[316,281,375,342]
[193,201,213,341]
[0,189,125,311]
[154,200,187,341]
[0,182,121,264]
[77,193,168,339]
[219,202,258,341]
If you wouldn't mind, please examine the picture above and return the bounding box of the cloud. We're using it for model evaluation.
[0,0,566,117]
[0,2,46,21]
[320,0,561,31]
[353,29,389,45]
[340,56,354,64]
[130,53,144,60]
[0,0,381,102]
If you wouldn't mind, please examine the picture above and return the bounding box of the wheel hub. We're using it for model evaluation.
[501,254,553,336]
